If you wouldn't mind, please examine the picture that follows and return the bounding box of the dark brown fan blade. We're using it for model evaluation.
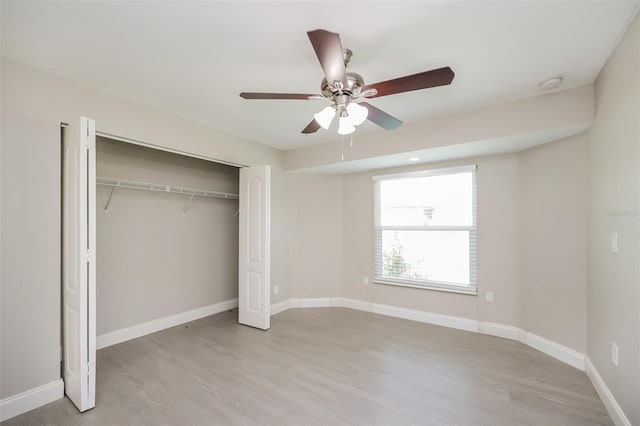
[307,29,348,87]
[240,92,319,100]
[301,119,321,134]
[360,102,403,130]
[362,67,454,99]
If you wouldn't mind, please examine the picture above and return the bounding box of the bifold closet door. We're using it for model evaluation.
[62,117,96,412]
[238,165,271,330]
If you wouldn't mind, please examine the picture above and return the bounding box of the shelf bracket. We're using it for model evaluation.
[183,192,196,213]
[104,183,117,213]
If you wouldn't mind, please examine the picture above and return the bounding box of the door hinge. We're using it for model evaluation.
[82,250,91,263]
[87,361,95,376]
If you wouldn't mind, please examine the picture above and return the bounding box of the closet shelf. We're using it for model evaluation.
[96,177,239,200]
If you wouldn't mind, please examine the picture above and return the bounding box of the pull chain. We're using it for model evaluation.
[341,135,344,161]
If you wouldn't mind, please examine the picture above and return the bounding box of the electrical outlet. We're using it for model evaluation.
[611,342,618,366]
[363,276,369,286]
[611,233,619,253]
[485,291,494,303]
[273,285,279,296]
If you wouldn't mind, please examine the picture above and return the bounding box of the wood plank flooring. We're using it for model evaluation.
[3,307,612,425]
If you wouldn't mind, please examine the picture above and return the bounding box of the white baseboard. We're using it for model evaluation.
[97,298,238,349]
[0,379,64,422]
[520,330,585,371]
[277,297,477,333]
[271,297,332,314]
[478,321,520,340]
[332,297,374,312]
[299,297,331,308]
[271,299,296,315]
[586,357,631,426]
[374,302,478,332]
[478,322,585,370]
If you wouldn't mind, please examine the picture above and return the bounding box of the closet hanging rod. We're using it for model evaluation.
[96,177,239,200]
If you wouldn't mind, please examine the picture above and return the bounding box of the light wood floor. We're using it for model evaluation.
[4,308,612,426]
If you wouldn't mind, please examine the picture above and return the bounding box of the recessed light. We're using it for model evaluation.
[409,157,420,162]
[540,77,563,91]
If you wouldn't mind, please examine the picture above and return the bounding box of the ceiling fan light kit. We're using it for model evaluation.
[315,95,369,135]
[314,106,335,129]
[338,116,356,135]
[239,29,455,137]
[346,102,368,126]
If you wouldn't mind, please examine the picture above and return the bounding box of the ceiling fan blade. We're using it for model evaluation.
[301,119,321,134]
[240,92,319,100]
[360,102,403,130]
[362,67,455,98]
[307,29,348,87]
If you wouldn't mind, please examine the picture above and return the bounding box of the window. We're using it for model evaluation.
[373,165,477,294]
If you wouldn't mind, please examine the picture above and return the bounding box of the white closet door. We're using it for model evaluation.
[238,165,271,330]
[62,117,96,412]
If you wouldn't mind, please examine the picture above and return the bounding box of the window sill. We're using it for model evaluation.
[372,278,477,295]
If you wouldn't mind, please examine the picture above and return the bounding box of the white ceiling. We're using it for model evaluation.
[2,1,638,151]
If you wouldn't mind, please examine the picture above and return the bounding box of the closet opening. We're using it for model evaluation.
[62,118,271,412]
[94,135,241,347]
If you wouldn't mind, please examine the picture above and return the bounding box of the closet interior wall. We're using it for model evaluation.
[96,137,239,336]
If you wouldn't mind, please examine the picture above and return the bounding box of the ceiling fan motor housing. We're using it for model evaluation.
[321,72,365,98]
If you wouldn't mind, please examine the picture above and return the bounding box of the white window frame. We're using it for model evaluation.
[373,165,477,295]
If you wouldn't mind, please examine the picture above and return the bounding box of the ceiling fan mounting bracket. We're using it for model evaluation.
[343,49,353,66]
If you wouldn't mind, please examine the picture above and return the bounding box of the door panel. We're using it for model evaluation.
[248,177,262,263]
[248,272,262,312]
[62,117,96,412]
[239,165,270,330]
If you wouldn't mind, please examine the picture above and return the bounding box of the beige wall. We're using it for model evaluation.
[1,96,62,400]
[96,138,239,335]
[288,175,343,299]
[474,155,521,327]
[270,170,294,303]
[587,12,640,425]
[339,135,588,351]
[519,136,587,353]
[0,58,288,399]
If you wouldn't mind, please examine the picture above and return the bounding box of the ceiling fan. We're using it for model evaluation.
[239,29,455,136]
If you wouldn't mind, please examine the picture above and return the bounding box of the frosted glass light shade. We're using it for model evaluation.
[338,116,356,135]
[347,102,368,126]
[314,106,335,129]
